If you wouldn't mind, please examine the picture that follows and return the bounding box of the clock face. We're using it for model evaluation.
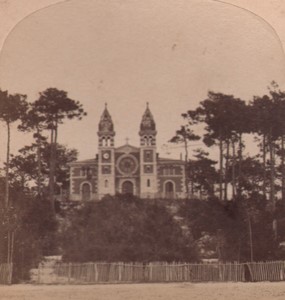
[102,150,111,161]
[103,152,110,160]
[117,155,138,175]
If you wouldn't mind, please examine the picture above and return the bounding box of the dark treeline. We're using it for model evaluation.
[171,82,285,207]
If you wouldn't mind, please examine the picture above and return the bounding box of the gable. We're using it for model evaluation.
[115,144,140,154]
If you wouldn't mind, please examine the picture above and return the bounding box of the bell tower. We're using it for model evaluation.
[97,103,115,199]
[139,103,158,198]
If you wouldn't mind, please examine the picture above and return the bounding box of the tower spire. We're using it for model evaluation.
[98,104,115,147]
[139,102,157,146]
[139,102,156,134]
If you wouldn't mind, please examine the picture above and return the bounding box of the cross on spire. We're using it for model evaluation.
[125,137,129,144]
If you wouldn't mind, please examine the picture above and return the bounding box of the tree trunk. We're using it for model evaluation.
[4,122,15,268]
[36,128,43,198]
[184,139,189,197]
[5,122,10,208]
[281,135,285,202]
[262,135,267,200]
[247,214,253,262]
[219,137,223,201]
[49,128,56,212]
[269,133,276,210]
[232,140,236,199]
[7,231,10,264]
[237,133,243,197]
[224,140,230,201]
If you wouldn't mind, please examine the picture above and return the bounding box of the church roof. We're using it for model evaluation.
[139,102,156,135]
[158,157,185,164]
[68,158,97,166]
[116,143,140,153]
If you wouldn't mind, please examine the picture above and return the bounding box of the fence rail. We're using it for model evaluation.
[0,263,13,284]
[35,260,285,284]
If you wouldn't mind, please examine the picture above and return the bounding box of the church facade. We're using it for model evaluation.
[69,104,186,201]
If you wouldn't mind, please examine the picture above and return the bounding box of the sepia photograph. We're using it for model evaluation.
[1,0,285,299]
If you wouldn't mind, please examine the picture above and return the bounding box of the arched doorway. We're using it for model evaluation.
[165,181,175,199]
[82,183,91,201]
[122,181,134,195]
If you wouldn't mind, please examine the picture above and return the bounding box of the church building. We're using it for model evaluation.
[69,104,186,201]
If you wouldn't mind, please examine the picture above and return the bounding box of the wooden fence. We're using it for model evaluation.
[0,263,13,284]
[35,261,285,284]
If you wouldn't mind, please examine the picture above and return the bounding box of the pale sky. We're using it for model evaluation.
[0,0,285,164]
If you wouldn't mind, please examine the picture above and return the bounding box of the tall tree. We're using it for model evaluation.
[188,149,218,198]
[268,83,285,203]
[187,92,247,201]
[31,88,86,210]
[227,156,266,197]
[19,103,48,197]
[250,92,280,207]
[8,143,78,193]
[0,89,28,266]
[169,125,200,196]
[0,90,28,207]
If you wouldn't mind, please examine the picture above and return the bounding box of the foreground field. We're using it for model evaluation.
[1,282,285,300]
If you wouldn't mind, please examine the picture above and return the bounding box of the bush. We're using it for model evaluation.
[61,195,199,263]
[0,195,58,283]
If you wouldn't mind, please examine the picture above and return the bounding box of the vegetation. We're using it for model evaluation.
[20,88,86,207]
[2,82,285,283]
[0,189,58,282]
[61,195,199,263]
[180,196,278,262]
[0,87,85,282]
[8,143,78,193]
[169,82,285,204]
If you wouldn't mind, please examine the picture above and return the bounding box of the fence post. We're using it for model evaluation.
[149,263,152,282]
[37,263,41,284]
[8,263,13,285]
[118,262,122,282]
[94,263,97,282]
[68,263,72,283]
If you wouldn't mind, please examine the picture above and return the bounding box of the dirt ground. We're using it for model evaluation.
[1,282,285,300]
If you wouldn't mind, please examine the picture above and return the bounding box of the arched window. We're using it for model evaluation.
[144,136,148,146]
[105,179,109,188]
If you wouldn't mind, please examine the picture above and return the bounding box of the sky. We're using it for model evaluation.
[0,0,285,164]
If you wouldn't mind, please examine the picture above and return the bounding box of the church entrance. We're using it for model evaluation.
[165,181,175,199]
[122,180,134,195]
[82,183,91,201]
